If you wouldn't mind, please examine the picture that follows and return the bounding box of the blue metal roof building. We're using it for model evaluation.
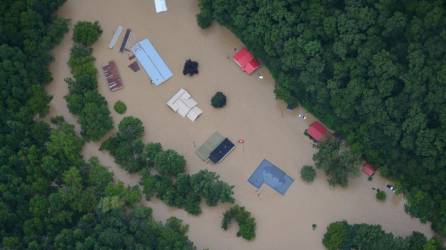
[132,38,173,86]
[248,159,294,195]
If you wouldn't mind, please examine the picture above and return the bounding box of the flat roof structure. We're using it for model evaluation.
[209,138,235,164]
[154,0,167,13]
[248,159,294,195]
[132,38,173,86]
[166,88,202,121]
[108,25,123,49]
[196,132,225,161]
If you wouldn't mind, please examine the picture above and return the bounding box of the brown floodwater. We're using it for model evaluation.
[46,1,433,249]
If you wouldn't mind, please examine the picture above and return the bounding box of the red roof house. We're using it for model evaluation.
[233,48,260,74]
[362,163,376,177]
[306,121,328,142]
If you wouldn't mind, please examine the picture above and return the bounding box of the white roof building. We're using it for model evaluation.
[154,0,167,13]
[167,88,203,121]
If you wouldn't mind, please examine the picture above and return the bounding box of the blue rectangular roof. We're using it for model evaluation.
[132,38,173,86]
[209,138,235,163]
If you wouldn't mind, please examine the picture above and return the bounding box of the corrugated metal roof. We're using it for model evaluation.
[132,38,173,86]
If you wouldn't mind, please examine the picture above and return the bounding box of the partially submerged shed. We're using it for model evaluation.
[306,121,328,142]
[154,0,167,13]
[362,162,376,177]
[195,132,235,163]
[233,48,260,74]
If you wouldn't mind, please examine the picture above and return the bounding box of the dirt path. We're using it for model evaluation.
[46,1,433,249]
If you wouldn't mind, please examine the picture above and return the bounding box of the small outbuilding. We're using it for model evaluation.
[154,0,167,13]
[233,48,260,74]
[306,121,328,142]
[209,138,235,164]
[195,132,235,163]
[362,162,376,177]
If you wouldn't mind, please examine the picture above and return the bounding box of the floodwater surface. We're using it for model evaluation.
[46,1,433,249]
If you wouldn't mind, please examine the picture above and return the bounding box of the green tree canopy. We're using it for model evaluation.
[323,221,442,250]
[65,24,112,141]
[221,205,256,241]
[211,91,227,108]
[73,21,102,47]
[113,100,127,114]
[313,138,361,187]
[300,165,316,183]
[154,149,186,177]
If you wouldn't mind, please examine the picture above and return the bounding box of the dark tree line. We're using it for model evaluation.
[0,2,196,248]
[101,117,236,215]
[323,221,443,250]
[198,0,446,236]
[101,116,257,239]
[65,21,113,141]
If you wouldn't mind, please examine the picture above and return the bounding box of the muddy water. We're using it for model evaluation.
[46,0,433,249]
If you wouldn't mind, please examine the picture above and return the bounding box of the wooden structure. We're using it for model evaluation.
[102,61,123,91]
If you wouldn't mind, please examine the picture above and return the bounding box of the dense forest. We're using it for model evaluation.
[323,221,443,250]
[0,1,196,248]
[198,0,446,236]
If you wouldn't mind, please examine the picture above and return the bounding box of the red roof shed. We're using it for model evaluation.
[233,48,260,74]
[362,163,376,177]
[307,121,328,142]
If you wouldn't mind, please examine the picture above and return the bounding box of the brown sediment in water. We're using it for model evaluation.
[46,1,433,249]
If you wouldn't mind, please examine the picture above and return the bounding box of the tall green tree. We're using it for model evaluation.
[73,21,102,47]
[313,138,361,187]
[65,21,113,141]
[323,221,443,250]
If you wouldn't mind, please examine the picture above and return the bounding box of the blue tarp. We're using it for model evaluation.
[248,159,294,195]
[132,38,173,86]
[209,138,235,163]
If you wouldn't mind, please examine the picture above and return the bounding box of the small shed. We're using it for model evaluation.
[306,121,328,142]
[154,0,167,13]
[362,163,376,177]
[196,132,225,161]
[233,48,260,74]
